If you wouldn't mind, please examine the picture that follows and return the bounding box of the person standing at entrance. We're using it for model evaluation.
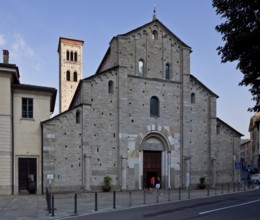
[150,176,155,190]
[155,177,161,191]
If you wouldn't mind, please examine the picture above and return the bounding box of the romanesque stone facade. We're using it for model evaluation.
[42,18,242,192]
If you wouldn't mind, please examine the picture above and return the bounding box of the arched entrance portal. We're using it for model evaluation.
[141,135,168,189]
[143,151,161,188]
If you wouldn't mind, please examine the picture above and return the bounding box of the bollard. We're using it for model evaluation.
[207,184,209,196]
[51,195,55,217]
[221,183,223,194]
[244,181,246,191]
[178,186,181,200]
[74,193,77,215]
[46,190,51,214]
[168,188,171,202]
[48,193,51,214]
[129,191,132,207]
[156,191,159,203]
[143,190,146,205]
[95,192,98,211]
[227,183,229,193]
[233,182,235,192]
[113,191,116,209]
[188,185,191,199]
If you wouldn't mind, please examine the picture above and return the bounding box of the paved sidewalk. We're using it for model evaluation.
[0,186,254,220]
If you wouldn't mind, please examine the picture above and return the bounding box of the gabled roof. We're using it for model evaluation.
[190,74,219,98]
[118,18,191,49]
[95,18,191,75]
[217,117,244,137]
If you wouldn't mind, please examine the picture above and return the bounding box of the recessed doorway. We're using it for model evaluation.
[143,151,161,189]
[18,158,37,194]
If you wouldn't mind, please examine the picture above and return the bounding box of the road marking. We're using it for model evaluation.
[199,199,260,215]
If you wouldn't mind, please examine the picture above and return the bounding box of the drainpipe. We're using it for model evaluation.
[11,85,14,195]
[41,122,43,194]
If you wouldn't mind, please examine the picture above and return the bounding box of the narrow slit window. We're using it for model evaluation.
[108,80,114,94]
[139,59,144,76]
[73,71,77,82]
[191,93,196,104]
[165,63,170,80]
[66,71,71,81]
[70,51,74,61]
[152,30,158,40]
[66,51,70,60]
[150,96,159,117]
[76,111,80,124]
[74,52,77,62]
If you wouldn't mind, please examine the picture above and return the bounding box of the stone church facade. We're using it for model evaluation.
[42,17,242,192]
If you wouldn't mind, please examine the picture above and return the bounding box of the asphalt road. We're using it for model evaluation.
[64,189,260,220]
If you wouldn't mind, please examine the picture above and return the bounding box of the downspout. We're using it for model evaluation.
[11,87,14,195]
[180,48,184,188]
[41,122,43,194]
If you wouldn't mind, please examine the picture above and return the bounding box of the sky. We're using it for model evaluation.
[0,0,254,139]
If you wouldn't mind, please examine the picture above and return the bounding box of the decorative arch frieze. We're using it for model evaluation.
[135,124,177,152]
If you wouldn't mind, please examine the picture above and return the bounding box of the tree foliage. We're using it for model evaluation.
[212,0,260,111]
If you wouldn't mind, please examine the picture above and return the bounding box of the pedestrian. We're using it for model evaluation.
[150,176,155,190]
[155,177,161,191]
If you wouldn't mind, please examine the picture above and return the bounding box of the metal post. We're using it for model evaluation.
[113,191,116,209]
[233,182,235,192]
[95,192,98,211]
[168,188,171,201]
[51,195,55,217]
[74,193,77,215]
[178,186,181,200]
[47,192,51,214]
[129,191,132,207]
[156,191,159,203]
[143,190,146,205]
[221,183,223,194]
[227,183,229,193]
[207,184,209,196]
[188,185,191,199]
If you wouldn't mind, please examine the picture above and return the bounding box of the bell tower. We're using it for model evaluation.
[58,37,84,113]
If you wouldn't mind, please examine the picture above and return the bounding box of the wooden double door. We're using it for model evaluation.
[143,151,161,188]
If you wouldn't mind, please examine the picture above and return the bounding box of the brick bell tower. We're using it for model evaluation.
[58,37,84,113]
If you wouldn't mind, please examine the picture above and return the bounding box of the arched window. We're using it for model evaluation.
[74,52,77,62]
[70,51,74,61]
[139,59,144,76]
[150,96,159,117]
[165,63,170,80]
[66,51,70,60]
[108,80,114,94]
[76,110,80,124]
[152,30,158,40]
[73,72,77,82]
[66,71,70,81]
[191,92,196,104]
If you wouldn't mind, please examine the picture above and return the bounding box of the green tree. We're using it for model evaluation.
[212,0,260,111]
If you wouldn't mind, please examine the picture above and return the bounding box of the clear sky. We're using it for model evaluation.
[0,0,254,139]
